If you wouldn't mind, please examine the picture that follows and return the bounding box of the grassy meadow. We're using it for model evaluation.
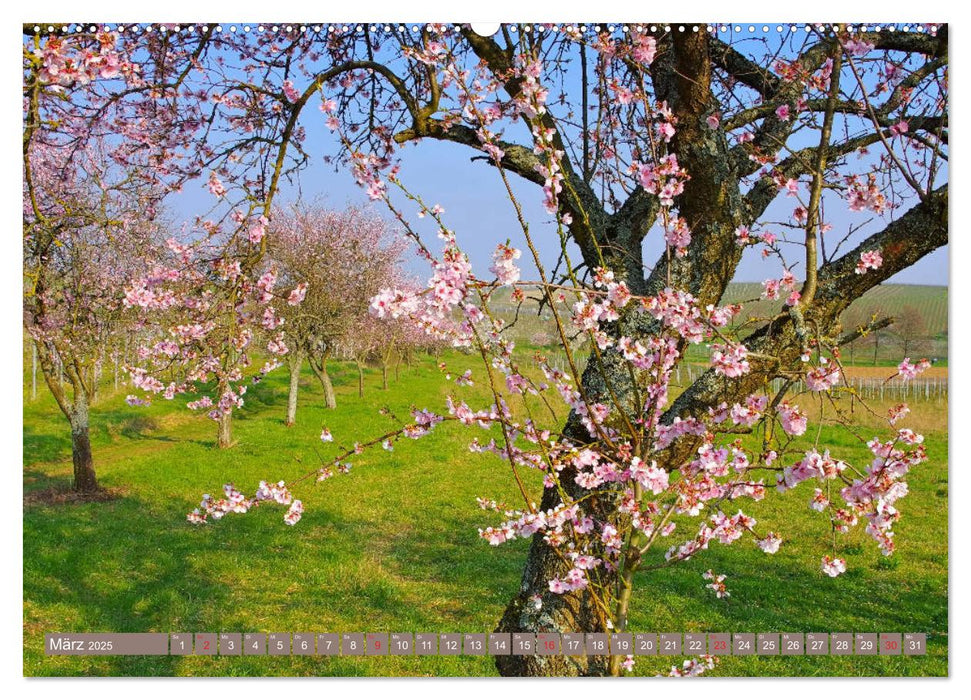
[23,349,948,677]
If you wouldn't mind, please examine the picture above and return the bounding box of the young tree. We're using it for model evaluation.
[23,25,309,449]
[23,141,163,492]
[268,203,408,422]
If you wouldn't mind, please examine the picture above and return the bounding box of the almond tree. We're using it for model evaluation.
[23,25,310,448]
[23,140,164,491]
[271,27,945,676]
[268,203,407,422]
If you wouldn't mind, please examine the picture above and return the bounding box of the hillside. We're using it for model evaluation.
[722,283,948,339]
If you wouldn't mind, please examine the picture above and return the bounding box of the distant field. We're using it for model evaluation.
[488,283,948,369]
[722,283,948,340]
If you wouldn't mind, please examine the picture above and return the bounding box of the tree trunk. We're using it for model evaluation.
[494,351,624,677]
[217,411,233,448]
[89,362,98,404]
[873,333,880,365]
[309,352,337,409]
[31,342,37,400]
[69,395,98,493]
[285,348,304,427]
[34,342,99,493]
[356,360,365,399]
[382,362,389,390]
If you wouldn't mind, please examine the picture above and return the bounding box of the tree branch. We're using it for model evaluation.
[662,185,947,461]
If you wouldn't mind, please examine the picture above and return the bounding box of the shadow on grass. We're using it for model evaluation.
[23,425,70,466]
[24,492,250,676]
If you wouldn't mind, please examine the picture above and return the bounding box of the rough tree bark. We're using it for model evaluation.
[34,341,99,492]
[217,411,233,449]
[69,392,97,492]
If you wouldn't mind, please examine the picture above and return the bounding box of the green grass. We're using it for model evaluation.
[23,352,948,676]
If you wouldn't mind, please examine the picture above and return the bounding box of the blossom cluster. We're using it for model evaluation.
[123,221,306,420]
[34,31,140,87]
[187,481,302,526]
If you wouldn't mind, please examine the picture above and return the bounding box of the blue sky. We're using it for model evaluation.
[165,25,948,289]
[172,129,948,288]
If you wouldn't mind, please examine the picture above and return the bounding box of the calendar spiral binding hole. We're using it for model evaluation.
[29,23,941,37]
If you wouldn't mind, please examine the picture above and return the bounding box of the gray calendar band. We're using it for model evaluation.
[44,632,928,656]
[45,633,170,655]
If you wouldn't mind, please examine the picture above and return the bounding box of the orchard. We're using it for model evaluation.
[22,22,948,677]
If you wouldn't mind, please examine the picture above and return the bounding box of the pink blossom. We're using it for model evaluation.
[855,249,883,274]
[889,120,909,136]
[762,278,781,300]
[810,488,830,512]
[897,357,931,380]
[888,403,910,425]
[287,282,308,306]
[821,555,847,577]
[843,38,875,57]
[806,362,841,391]
[489,243,522,286]
[756,533,782,554]
[283,499,304,526]
[657,122,676,143]
[631,34,657,65]
[282,79,300,103]
[630,457,669,495]
[846,175,888,214]
[247,216,268,244]
[734,225,752,245]
[778,403,808,436]
[702,569,730,598]
[664,217,691,254]
[711,343,750,378]
[207,172,226,197]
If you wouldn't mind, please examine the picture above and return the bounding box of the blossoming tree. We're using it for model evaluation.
[267,203,409,421]
[26,23,947,676]
[23,24,312,449]
[23,139,165,492]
